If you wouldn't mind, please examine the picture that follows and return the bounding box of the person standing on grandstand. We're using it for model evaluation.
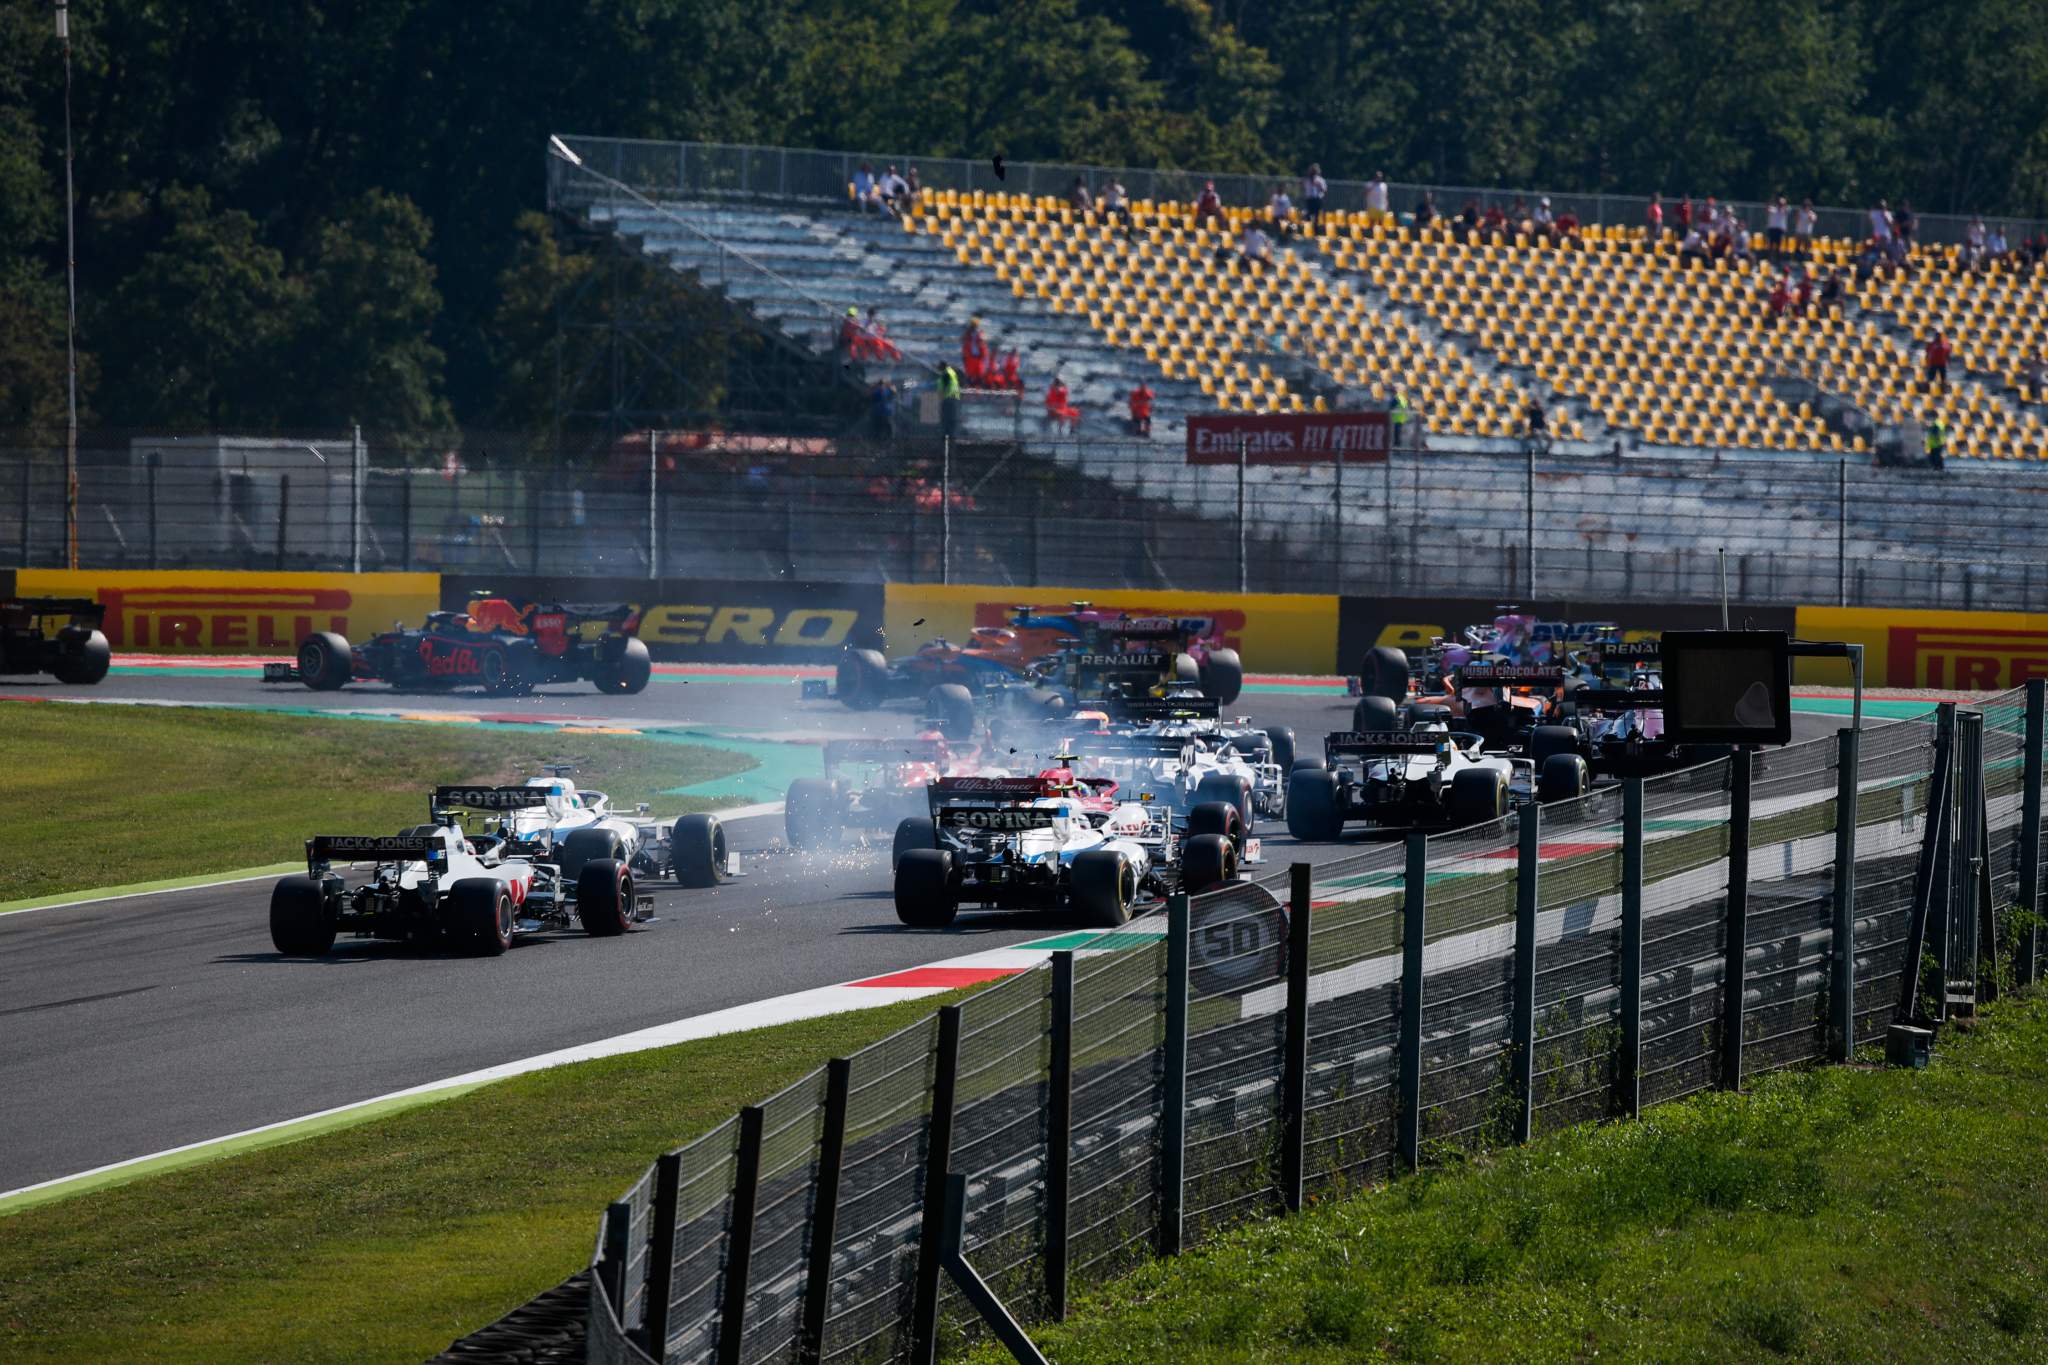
[1675,194,1693,238]
[1533,197,1555,238]
[1523,398,1547,440]
[1925,414,1948,467]
[1793,199,1817,256]
[904,166,922,210]
[1458,198,1481,234]
[939,364,962,437]
[1390,391,1412,447]
[1044,375,1080,434]
[1195,180,1223,226]
[1071,177,1094,218]
[1646,192,1664,239]
[1268,185,1294,241]
[865,308,901,361]
[1366,171,1390,224]
[1794,270,1814,316]
[1128,381,1154,437]
[961,319,989,387]
[1895,200,1918,246]
[1869,199,1894,245]
[853,162,882,214]
[879,164,910,214]
[1766,196,1789,259]
[1821,267,1846,313]
[1924,329,1953,393]
[1965,216,1988,271]
[1303,164,1327,230]
[998,347,1022,393]
[839,307,863,362]
[1102,179,1134,237]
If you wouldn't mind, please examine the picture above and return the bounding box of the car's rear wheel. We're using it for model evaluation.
[269,875,336,956]
[453,878,515,955]
[1538,753,1589,804]
[560,827,624,882]
[1182,833,1238,896]
[1186,799,1245,852]
[1171,653,1203,685]
[927,683,976,740]
[1286,770,1343,841]
[1200,648,1244,706]
[1531,725,1580,766]
[51,629,111,685]
[671,813,728,887]
[1071,849,1134,928]
[785,779,841,850]
[1363,646,1410,702]
[1193,772,1253,832]
[836,649,889,711]
[1449,769,1507,827]
[892,817,936,871]
[595,637,653,694]
[894,849,958,927]
[1291,755,1327,773]
[297,632,352,690]
[576,859,633,936]
[1353,694,1399,733]
[1263,725,1296,773]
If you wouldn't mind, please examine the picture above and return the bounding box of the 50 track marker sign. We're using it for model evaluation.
[1190,890,1289,996]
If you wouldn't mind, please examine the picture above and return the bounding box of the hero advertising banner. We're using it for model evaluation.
[441,576,885,664]
[14,570,441,654]
[884,583,1340,675]
[1184,412,1390,464]
[1794,605,2048,688]
[1336,596,1796,673]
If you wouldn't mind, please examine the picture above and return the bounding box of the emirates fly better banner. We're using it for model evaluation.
[1185,411,1390,464]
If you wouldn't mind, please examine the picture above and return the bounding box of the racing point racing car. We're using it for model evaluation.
[785,736,1011,863]
[264,596,653,695]
[1528,643,1723,779]
[1286,725,1586,840]
[893,770,1257,929]
[439,773,734,889]
[1,596,111,684]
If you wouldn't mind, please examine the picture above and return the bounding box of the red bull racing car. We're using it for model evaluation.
[264,596,653,695]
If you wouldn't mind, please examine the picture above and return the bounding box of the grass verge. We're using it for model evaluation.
[969,992,2048,1364]
[0,701,753,903]
[0,989,978,1365]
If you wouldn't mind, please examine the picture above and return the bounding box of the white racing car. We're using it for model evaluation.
[447,768,734,890]
[1287,726,1527,839]
[1114,697,1293,824]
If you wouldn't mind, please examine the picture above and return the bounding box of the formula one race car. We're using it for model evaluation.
[893,770,1254,928]
[264,596,652,695]
[785,736,1010,862]
[1287,728,1529,839]
[0,596,110,684]
[1528,643,1720,780]
[439,775,734,889]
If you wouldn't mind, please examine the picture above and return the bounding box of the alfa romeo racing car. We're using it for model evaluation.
[264,596,652,695]
[892,770,1256,928]
[0,596,110,684]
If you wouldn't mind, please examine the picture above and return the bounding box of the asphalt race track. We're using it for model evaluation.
[0,668,1847,1191]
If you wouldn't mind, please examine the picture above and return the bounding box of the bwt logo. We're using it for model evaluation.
[97,586,353,650]
[1886,626,2048,689]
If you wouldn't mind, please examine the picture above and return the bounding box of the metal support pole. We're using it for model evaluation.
[1511,805,1539,1143]
[1046,952,1074,1319]
[1160,893,1191,1255]
[640,1150,682,1364]
[648,429,661,580]
[797,1058,850,1365]
[1837,458,1848,607]
[146,454,158,569]
[1618,779,1645,1119]
[1900,705,1957,1022]
[1524,442,1536,600]
[350,424,364,574]
[59,0,78,572]
[910,1005,962,1365]
[937,1172,1050,1365]
[1280,863,1312,1212]
[716,1105,765,1365]
[527,477,543,573]
[1236,436,1248,593]
[18,457,30,565]
[598,1199,632,1326]
[1956,711,1986,1011]
[1830,727,1861,1059]
[940,435,952,585]
[400,472,413,573]
[1398,833,1427,1171]
[1720,752,1752,1090]
[2019,680,2045,987]
[1331,445,1344,595]
[275,474,291,570]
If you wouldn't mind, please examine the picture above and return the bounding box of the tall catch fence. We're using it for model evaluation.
[587,684,2048,1365]
[11,432,2048,611]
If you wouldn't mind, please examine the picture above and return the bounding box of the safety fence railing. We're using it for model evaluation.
[13,431,2048,612]
[585,684,2048,1365]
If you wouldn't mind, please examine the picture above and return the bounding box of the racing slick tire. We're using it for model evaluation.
[595,637,653,694]
[1291,756,1326,773]
[51,628,111,685]
[927,683,976,741]
[576,859,634,936]
[1538,753,1589,804]
[836,649,889,711]
[892,817,936,871]
[894,849,958,928]
[1353,695,1399,733]
[1026,687,1071,720]
[1182,833,1238,897]
[1071,849,1136,928]
[672,813,729,888]
[297,631,353,690]
[784,779,842,851]
[453,878,516,955]
[1286,769,1343,841]
[477,644,516,696]
[1171,652,1203,686]
[1193,772,1254,832]
[1200,648,1245,706]
[1261,725,1297,774]
[1531,725,1581,766]
[1187,799,1246,852]
[268,875,337,956]
[1449,769,1507,827]
[1362,646,1410,703]
[560,827,626,882]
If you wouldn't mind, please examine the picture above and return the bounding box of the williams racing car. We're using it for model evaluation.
[264,595,653,695]
[893,770,1257,929]
[438,775,734,889]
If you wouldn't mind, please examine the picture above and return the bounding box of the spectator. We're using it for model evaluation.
[1390,391,1413,447]
[1510,194,1531,235]
[1647,192,1664,239]
[1795,270,1814,316]
[1766,195,1788,258]
[1554,205,1580,241]
[1793,198,1817,256]
[1414,190,1438,229]
[939,364,962,437]
[879,164,910,213]
[1482,201,1507,235]
[1268,184,1294,240]
[1101,178,1135,237]
[1302,164,1328,230]
[853,162,881,214]
[1675,194,1694,237]
[864,308,901,362]
[1241,222,1273,269]
[1195,180,1223,226]
[1990,223,2010,265]
[1679,224,1709,266]
[1924,329,1953,393]
[1854,242,1879,284]
[1524,398,1547,439]
[1767,275,1791,321]
[838,306,863,361]
[1895,200,1917,246]
[1071,176,1093,218]
[1965,215,1988,270]
[1869,199,1894,244]
[1365,170,1390,223]
[2026,353,2046,405]
[1458,198,1481,233]
[1821,266,1846,312]
[1533,197,1555,237]
[1925,413,1948,468]
[1044,375,1080,434]
[998,347,1022,392]
[1726,214,1752,263]
[869,379,897,438]
[1128,381,1154,437]
[905,165,922,207]
[961,318,989,387]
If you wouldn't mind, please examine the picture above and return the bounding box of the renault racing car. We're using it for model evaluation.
[0,595,110,684]
[264,596,652,695]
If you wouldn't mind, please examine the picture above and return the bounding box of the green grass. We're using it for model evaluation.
[0,989,979,1365]
[0,702,753,902]
[967,992,2048,1364]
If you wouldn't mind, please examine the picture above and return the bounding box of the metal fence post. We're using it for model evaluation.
[910,1005,962,1365]
[1721,753,1753,1091]
[941,435,952,586]
[640,1150,682,1364]
[1957,711,1986,1010]
[146,453,158,568]
[797,1059,850,1365]
[1235,436,1248,593]
[1398,833,1427,1171]
[1830,727,1861,1059]
[1837,458,1848,606]
[1280,863,1312,1212]
[351,424,364,574]
[1160,893,1191,1256]
[1524,443,1537,601]
[598,1199,631,1328]
[648,429,661,580]
[1512,805,1539,1143]
[275,474,290,570]
[1618,779,1645,1119]
[399,472,413,573]
[2019,680,2045,987]
[1046,951,1074,1320]
[1900,705,1958,1022]
[716,1105,765,1365]
[527,476,543,573]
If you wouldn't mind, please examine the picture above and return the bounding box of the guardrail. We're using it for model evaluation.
[584,684,2046,1364]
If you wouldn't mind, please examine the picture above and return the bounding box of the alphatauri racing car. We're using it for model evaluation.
[265,596,652,695]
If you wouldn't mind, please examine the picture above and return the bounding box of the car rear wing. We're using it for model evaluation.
[1573,687,1666,710]
[823,738,947,768]
[307,833,445,876]
[1068,733,1197,761]
[1595,639,1662,661]
[1456,664,1566,687]
[0,596,105,631]
[1071,650,1171,682]
[261,662,303,684]
[1326,730,1447,755]
[1115,696,1221,722]
[431,785,555,821]
[936,805,1063,831]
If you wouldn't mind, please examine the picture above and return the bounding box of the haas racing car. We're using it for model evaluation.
[0,596,111,685]
[264,596,652,695]
[1287,723,1586,840]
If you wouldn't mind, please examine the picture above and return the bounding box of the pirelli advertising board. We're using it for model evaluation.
[11,570,441,654]
[885,583,1339,675]
[441,576,884,664]
[1793,606,2048,688]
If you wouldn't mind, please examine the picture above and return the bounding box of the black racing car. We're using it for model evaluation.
[1,597,111,684]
